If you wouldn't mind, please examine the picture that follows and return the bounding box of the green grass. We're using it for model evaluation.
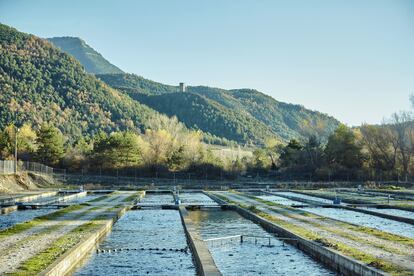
[87,192,115,202]
[0,204,86,239]
[12,207,123,275]
[217,192,411,275]
[244,192,414,250]
[122,191,144,203]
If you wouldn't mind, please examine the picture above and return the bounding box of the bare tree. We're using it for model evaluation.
[360,124,398,176]
[389,111,414,181]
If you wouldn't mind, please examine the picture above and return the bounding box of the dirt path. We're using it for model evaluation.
[217,191,414,273]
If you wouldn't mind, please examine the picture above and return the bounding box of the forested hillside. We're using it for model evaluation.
[135,92,274,144]
[97,73,340,143]
[0,24,339,146]
[0,24,163,140]
[47,36,123,74]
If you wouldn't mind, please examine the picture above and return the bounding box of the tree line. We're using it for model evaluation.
[250,108,414,182]
[1,106,413,182]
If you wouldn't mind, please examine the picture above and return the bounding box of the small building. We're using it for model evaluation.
[179,82,186,92]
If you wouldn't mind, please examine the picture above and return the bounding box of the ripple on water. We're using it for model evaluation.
[74,209,195,276]
[189,210,335,276]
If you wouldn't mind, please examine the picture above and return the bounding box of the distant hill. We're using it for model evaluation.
[38,34,339,144]
[97,73,340,143]
[0,24,164,140]
[47,37,123,74]
[134,92,275,144]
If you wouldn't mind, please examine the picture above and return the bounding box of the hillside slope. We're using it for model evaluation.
[47,36,123,74]
[135,92,274,143]
[97,73,340,142]
[0,24,162,140]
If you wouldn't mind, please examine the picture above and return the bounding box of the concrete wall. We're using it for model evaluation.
[178,206,222,276]
[57,191,87,203]
[0,191,58,205]
[0,205,17,214]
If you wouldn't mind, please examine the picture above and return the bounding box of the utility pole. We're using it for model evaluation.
[14,127,19,174]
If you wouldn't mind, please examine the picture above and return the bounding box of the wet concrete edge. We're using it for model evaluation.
[178,205,222,276]
[205,192,387,276]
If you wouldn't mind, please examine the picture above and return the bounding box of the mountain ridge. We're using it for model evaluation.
[97,73,340,143]
[3,30,340,145]
[47,36,124,74]
[0,24,166,141]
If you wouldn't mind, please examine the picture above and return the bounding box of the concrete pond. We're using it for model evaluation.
[0,193,100,230]
[188,209,335,276]
[1,189,413,275]
[75,209,196,276]
[301,206,414,238]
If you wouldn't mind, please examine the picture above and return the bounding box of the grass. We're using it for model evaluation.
[393,203,414,211]
[122,191,144,203]
[0,205,104,258]
[0,204,86,239]
[12,206,123,275]
[244,192,414,250]
[216,192,411,275]
[87,194,112,202]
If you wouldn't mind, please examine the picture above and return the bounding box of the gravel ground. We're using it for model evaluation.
[0,192,131,274]
[217,191,414,274]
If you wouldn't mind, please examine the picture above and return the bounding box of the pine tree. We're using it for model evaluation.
[36,124,65,166]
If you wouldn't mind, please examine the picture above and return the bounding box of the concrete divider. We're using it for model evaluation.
[178,206,222,276]
[335,205,414,225]
[0,205,18,214]
[263,190,414,225]
[39,206,131,276]
[263,190,325,206]
[205,192,385,276]
[61,191,87,201]
[0,191,58,205]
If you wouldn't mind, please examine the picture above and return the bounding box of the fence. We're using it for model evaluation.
[0,160,65,180]
[0,160,15,174]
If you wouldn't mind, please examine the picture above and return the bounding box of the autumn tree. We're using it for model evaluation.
[0,124,37,160]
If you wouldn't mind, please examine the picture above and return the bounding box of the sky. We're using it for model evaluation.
[1,0,413,126]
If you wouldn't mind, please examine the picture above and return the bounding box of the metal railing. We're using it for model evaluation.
[204,234,297,247]
[0,160,66,180]
[0,160,15,174]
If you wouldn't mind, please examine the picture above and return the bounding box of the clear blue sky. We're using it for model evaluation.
[1,0,413,126]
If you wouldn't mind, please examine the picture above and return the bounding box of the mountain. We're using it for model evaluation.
[8,26,339,145]
[47,37,123,74]
[0,24,164,140]
[97,73,340,143]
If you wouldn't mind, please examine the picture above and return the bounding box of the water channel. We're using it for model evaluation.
[0,194,99,231]
[75,194,195,275]
[179,192,218,205]
[302,207,414,238]
[273,192,334,204]
[188,210,335,276]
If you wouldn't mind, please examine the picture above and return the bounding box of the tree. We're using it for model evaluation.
[36,124,65,166]
[279,139,303,168]
[325,125,364,179]
[389,112,414,181]
[92,131,143,168]
[360,124,398,179]
[0,124,37,160]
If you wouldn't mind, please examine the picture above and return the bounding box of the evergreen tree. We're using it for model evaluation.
[325,125,364,178]
[36,124,65,166]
